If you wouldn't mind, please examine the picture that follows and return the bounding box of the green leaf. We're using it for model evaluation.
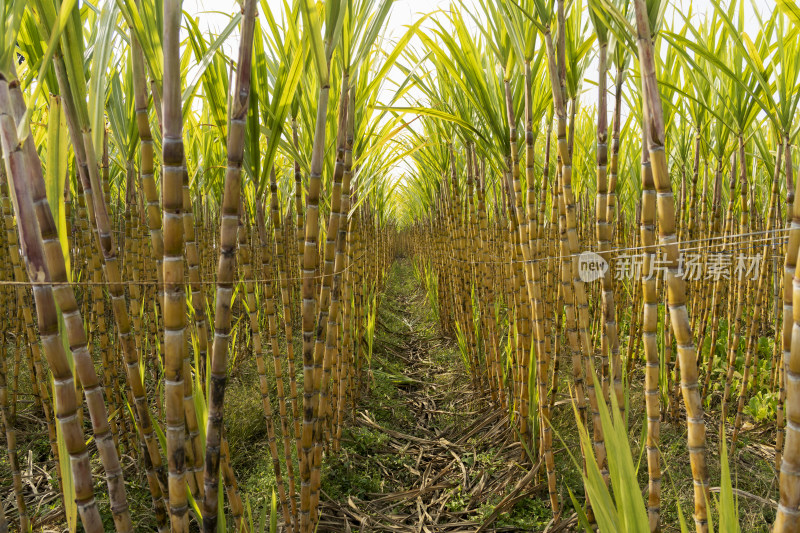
[53,383,77,532]
[299,0,327,83]
[374,105,486,142]
[568,486,592,531]
[604,377,649,532]
[350,0,393,68]
[361,14,432,99]
[18,0,78,141]
[718,437,740,533]
[258,36,306,191]
[192,352,207,456]
[187,488,203,529]
[778,0,800,26]
[218,472,227,533]
[181,12,242,110]
[575,399,619,531]
[115,0,163,88]
[45,95,70,280]
[675,497,691,533]
[0,0,27,71]
[270,489,278,533]
[258,496,268,533]
[88,0,119,155]
[152,415,168,454]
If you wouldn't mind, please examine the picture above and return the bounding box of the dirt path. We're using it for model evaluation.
[318,260,565,532]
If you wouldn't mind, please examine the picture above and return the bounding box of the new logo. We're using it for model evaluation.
[577,251,608,282]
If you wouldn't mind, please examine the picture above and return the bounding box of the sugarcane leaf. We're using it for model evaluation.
[17,9,58,93]
[778,0,800,26]
[184,13,231,132]
[18,0,78,142]
[45,95,70,280]
[374,106,486,142]
[718,437,740,533]
[53,386,77,532]
[258,496,268,533]
[114,0,163,89]
[192,351,207,455]
[245,65,260,186]
[152,415,168,453]
[361,14,431,99]
[568,487,592,531]
[575,409,619,531]
[703,0,777,120]
[187,489,203,529]
[270,489,277,533]
[299,0,327,82]
[107,63,140,160]
[0,0,27,71]
[350,0,393,68]
[181,12,241,108]
[259,39,306,190]
[675,498,691,533]
[605,377,649,532]
[587,0,636,54]
[88,0,119,156]
[217,472,226,532]
[495,0,527,66]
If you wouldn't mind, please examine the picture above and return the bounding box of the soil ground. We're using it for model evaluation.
[316,259,561,532]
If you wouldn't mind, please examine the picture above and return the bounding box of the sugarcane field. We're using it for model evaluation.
[3,0,800,531]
